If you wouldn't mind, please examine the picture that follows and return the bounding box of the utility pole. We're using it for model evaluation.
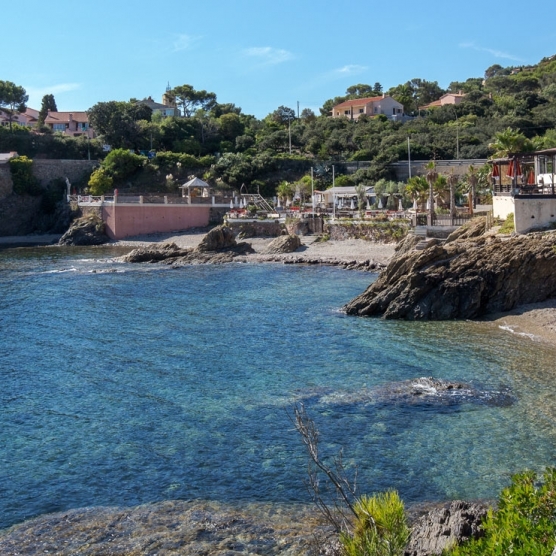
[407,137,411,179]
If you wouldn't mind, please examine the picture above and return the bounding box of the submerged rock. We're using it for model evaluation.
[344,219,556,320]
[295,377,514,408]
[58,214,109,246]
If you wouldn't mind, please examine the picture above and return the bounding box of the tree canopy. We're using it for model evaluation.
[0,80,28,131]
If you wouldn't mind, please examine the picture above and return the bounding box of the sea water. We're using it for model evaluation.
[1,246,555,530]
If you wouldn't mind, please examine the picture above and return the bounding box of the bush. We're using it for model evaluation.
[88,168,114,195]
[340,491,409,556]
[446,468,556,556]
[499,212,515,233]
[9,155,41,196]
[102,148,145,182]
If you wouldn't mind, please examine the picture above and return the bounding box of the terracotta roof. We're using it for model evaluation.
[333,96,389,109]
[44,111,89,123]
[418,99,442,109]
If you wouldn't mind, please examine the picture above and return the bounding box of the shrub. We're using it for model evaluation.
[447,468,556,556]
[9,155,41,196]
[499,213,515,233]
[102,148,145,182]
[88,168,114,195]
[340,491,409,556]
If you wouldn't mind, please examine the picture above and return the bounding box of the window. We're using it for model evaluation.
[359,108,364,113]
[344,110,350,115]
[53,124,65,131]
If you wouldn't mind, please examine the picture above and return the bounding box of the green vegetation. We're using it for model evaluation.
[499,213,515,233]
[8,155,41,196]
[446,468,556,556]
[3,54,556,198]
[341,492,409,556]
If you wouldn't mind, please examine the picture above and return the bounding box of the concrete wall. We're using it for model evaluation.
[102,204,210,239]
[514,197,556,234]
[493,194,515,220]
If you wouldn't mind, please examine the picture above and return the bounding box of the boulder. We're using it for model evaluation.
[58,214,109,246]
[406,500,488,556]
[196,225,237,252]
[264,234,302,254]
[344,221,556,320]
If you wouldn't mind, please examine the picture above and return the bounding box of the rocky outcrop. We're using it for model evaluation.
[406,500,488,556]
[58,214,109,246]
[264,234,301,254]
[196,225,237,252]
[345,219,556,320]
[121,226,254,265]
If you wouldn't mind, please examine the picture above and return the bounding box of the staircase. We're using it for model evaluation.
[240,193,274,213]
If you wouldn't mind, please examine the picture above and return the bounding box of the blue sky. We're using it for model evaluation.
[3,0,555,119]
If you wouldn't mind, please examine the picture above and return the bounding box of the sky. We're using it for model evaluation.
[3,0,556,119]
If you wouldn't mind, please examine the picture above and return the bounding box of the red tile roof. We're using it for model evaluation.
[333,96,387,109]
[45,111,89,124]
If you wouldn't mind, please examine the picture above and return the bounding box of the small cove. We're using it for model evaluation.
[1,245,556,533]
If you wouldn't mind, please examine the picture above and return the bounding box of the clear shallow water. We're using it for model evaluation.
[1,246,556,530]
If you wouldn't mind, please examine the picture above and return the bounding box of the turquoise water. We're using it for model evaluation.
[1,246,556,530]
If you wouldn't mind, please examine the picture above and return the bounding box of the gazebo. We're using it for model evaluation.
[179,176,210,198]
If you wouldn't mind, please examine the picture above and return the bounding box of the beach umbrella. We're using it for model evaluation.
[366,199,371,210]
[350,199,355,210]
[413,198,418,210]
[507,160,522,179]
[491,163,500,178]
[277,197,281,208]
[527,169,536,185]
[378,198,383,209]
[426,198,431,210]
[398,198,403,211]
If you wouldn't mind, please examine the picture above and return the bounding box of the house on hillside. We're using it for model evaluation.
[139,96,180,117]
[44,111,94,138]
[0,107,39,128]
[331,95,404,121]
[419,92,466,110]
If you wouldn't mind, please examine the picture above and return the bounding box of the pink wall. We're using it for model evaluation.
[102,204,210,239]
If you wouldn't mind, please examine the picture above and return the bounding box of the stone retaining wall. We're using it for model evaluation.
[325,221,409,243]
[32,159,98,186]
[0,166,13,200]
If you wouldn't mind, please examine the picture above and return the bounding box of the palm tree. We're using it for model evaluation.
[446,172,459,218]
[488,128,533,158]
[406,176,428,209]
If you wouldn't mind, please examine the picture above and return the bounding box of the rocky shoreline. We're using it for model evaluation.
[0,497,491,556]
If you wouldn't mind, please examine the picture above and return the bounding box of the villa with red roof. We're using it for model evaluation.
[0,107,39,128]
[419,92,466,110]
[331,95,404,121]
[44,111,94,138]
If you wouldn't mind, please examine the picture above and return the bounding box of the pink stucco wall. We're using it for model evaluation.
[102,204,210,239]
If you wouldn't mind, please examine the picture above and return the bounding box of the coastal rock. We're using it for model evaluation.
[196,225,236,252]
[264,234,301,254]
[406,500,488,556]
[344,219,556,320]
[58,214,109,246]
[120,242,190,263]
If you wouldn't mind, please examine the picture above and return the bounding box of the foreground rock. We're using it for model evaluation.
[58,214,109,246]
[406,500,488,556]
[264,234,301,254]
[345,218,556,319]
